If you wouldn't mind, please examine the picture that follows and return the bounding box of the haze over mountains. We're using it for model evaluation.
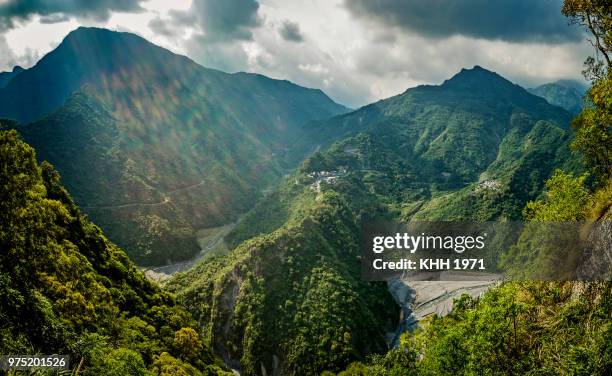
[0,27,348,265]
[528,79,587,115]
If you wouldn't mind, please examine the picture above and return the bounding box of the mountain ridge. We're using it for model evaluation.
[301,66,572,182]
[0,27,348,124]
[0,65,23,89]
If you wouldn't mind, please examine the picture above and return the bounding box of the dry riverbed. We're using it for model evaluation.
[387,272,500,346]
[144,223,235,281]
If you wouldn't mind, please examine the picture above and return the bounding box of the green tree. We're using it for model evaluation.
[570,73,612,183]
[563,0,612,183]
[151,352,203,376]
[523,170,591,221]
[562,0,610,76]
[86,348,151,376]
[174,327,203,362]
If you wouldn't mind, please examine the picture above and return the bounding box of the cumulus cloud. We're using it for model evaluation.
[0,0,146,31]
[222,0,590,108]
[279,20,304,42]
[160,0,263,75]
[344,0,582,43]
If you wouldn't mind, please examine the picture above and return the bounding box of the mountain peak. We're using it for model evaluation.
[0,65,24,89]
[436,65,532,100]
[65,26,129,39]
[444,65,510,86]
[59,26,150,52]
[551,79,588,95]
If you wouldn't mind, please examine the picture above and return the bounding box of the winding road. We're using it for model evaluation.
[82,179,206,210]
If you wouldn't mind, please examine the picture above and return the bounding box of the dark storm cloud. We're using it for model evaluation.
[39,13,71,24]
[0,0,145,30]
[174,0,261,42]
[344,0,582,43]
[279,20,304,42]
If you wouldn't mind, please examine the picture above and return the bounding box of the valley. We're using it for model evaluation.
[165,64,581,374]
[148,223,236,278]
[1,4,609,373]
[387,275,500,345]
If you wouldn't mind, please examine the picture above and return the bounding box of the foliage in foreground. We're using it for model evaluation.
[330,281,610,376]
[0,130,230,375]
[330,173,611,375]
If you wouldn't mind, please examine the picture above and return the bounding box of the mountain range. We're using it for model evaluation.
[0,27,348,265]
[0,26,599,375]
[0,27,580,267]
[167,66,578,374]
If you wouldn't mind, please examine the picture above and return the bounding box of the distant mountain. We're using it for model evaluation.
[0,65,23,88]
[552,79,588,94]
[168,67,577,374]
[528,79,587,115]
[1,27,348,265]
[0,130,228,374]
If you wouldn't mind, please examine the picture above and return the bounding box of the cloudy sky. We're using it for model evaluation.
[0,0,592,108]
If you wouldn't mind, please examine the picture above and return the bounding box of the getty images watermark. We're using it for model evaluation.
[361,221,611,281]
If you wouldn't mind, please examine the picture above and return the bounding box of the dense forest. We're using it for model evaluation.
[167,64,591,374]
[0,0,609,375]
[0,129,231,375]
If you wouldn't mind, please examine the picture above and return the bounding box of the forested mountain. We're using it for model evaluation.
[528,79,587,115]
[0,27,348,265]
[303,66,577,220]
[306,66,570,154]
[1,0,609,375]
[167,67,578,375]
[0,129,231,375]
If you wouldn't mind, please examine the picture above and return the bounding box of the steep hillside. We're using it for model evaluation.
[528,79,586,115]
[306,66,571,181]
[167,68,576,374]
[168,159,398,376]
[0,27,348,125]
[2,27,348,265]
[0,130,230,375]
[329,172,611,376]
